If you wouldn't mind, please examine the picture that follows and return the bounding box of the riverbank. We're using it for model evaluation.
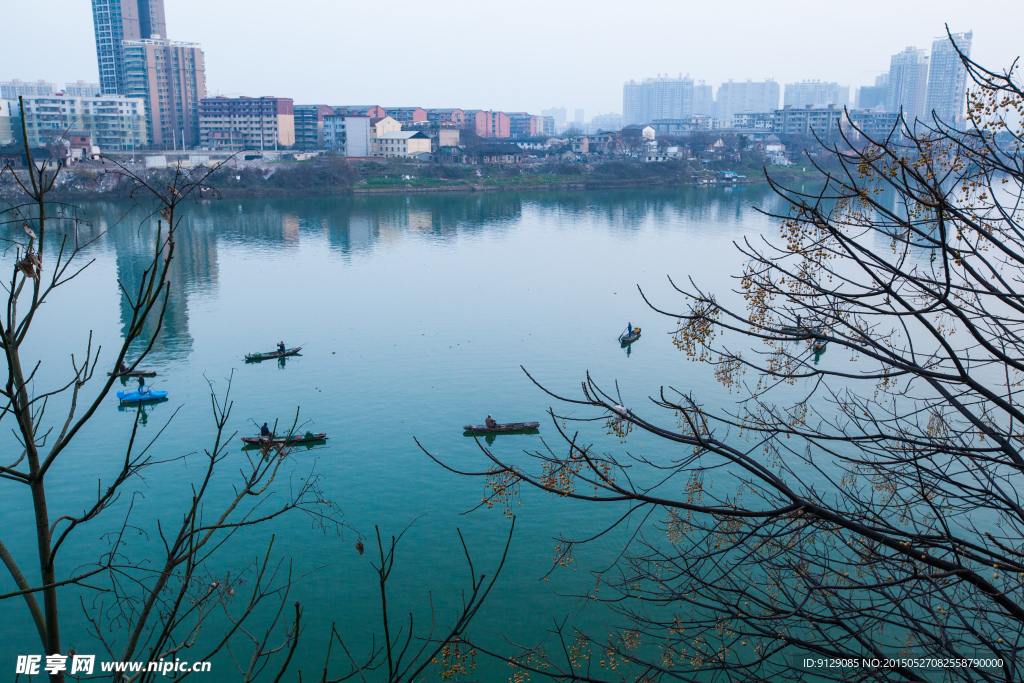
[0,155,825,201]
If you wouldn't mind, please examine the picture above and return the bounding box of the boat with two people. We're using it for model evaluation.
[463,415,540,436]
[241,431,328,447]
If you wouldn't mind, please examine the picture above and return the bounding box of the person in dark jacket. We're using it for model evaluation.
[278,341,286,354]
[260,422,271,437]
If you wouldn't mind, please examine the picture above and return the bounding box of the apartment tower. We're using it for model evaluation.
[92,0,168,95]
[886,47,930,121]
[122,38,206,146]
[926,31,973,125]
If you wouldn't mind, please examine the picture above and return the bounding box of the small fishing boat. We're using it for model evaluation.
[241,431,327,446]
[108,370,157,378]
[117,388,168,404]
[463,422,540,435]
[245,346,302,362]
[618,327,641,344]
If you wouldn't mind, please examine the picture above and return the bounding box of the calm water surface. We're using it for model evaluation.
[2,185,793,678]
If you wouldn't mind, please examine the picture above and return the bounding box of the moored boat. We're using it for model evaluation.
[245,346,302,362]
[117,388,168,404]
[463,421,540,435]
[241,432,327,446]
[108,370,157,378]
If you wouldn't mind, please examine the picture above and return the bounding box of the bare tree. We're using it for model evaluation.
[310,521,514,683]
[1,105,340,682]
[428,41,1024,681]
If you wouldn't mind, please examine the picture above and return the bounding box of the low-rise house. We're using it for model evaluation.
[376,130,431,158]
[474,143,522,164]
[370,116,402,154]
[571,137,589,154]
[512,137,550,151]
[433,145,467,164]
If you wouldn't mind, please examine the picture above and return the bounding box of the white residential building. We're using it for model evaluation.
[715,79,780,125]
[16,94,148,150]
[323,115,371,156]
[783,81,850,109]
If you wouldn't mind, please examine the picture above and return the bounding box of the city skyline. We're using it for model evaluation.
[2,0,1017,118]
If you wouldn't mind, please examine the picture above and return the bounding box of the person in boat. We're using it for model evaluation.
[796,314,802,329]
[627,323,633,336]
[260,422,271,437]
[136,375,148,395]
[278,341,286,355]
[485,415,496,429]
[119,360,130,374]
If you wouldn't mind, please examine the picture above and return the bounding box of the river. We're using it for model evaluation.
[2,184,798,679]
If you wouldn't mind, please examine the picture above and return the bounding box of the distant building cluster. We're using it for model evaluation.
[619,31,974,135]
[0,4,975,165]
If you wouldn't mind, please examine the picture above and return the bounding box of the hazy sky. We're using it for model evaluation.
[4,0,1020,118]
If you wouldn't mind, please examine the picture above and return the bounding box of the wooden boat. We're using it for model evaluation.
[618,328,641,344]
[463,421,540,435]
[117,388,168,404]
[241,432,327,446]
[245,346,302,362]
[108,370,157,378]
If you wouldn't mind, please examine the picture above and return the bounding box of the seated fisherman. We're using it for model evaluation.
[278,341,286,354]
[260,422,271,437]
[485,415,496,429]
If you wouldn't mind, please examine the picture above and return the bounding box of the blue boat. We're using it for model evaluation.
[117,388,168,404]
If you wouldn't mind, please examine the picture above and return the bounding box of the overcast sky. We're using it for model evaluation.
[4,0,1020,118]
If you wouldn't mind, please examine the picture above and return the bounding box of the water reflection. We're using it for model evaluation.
[36,186,793,363]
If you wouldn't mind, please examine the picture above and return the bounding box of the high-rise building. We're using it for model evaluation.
[856,74,888,110]
[622,75,697,125]
[590,113,623,132]
[693,82,714,117]
[92,0,168,96]
[574,108,584,124]
[783,81,850,109]
[887,47,930,121]
[63,81,102,97]
[715,79,780,125]
[541,107,566,128]
[122,38,206,147]
[926,31,973,124]
[1,80,57,99]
